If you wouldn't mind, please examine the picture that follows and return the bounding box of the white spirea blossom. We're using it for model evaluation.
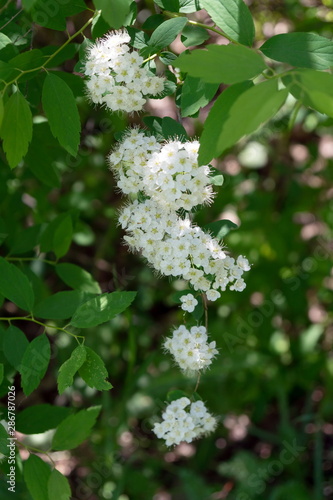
[164,325,218,375]
[84,30,165,113]
[109,128,251,295]
[153,397,217,446]
[180,294,198,313]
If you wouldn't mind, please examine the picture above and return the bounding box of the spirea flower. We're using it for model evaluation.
[180,294,198,313]
[109,129,213,210]
[164,325,218,375]
[109,128,251,295]
[153,397,217,446]
[84,30,165,113]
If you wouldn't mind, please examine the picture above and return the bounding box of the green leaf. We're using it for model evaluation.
[10,225,42,256]
[0,257,34,311]
[0,423,9,455]
[20,334,50,396]
[159,51,178,65]
[181,24,210,48]
[0,363,3,385]
[198,79,288,164]
[200,0,255,46]
[181,76,218,117]
[57,345,87,394]
[34,290,88,320]
[173,44,266,84]
[0,91,33,169]
[143,115,164,139]
[40,213,73,255]
[260,32,333,70]
[79,346,112,391]
[53,214,73,259]
[48,469,71,500]
[0,95,3,129]
[191,296,204,321]
[128,27,149,50]
[204,219,238,240]
[3,326,29,370]
[167,389,189,402]
[23,454,51,500]
[283,68,333,118]
[161,116,188,141]
[70,291,137,328]
[16,404,72,434]
[56,263,101,294]
[148,17,188,50]
[25,121,61,188]
[31,0,87,30]
[93,0,132,29]
[9,49,44,73]
[209,167,224,186]
[52,406,101,450]
[155,0,201,12]
[22,0,38,11]
[153,0,180,10]
[142,14,165,31]
[42,73,80,156]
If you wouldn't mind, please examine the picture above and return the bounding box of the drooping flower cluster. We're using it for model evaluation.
[84,30,165,113]
[153,397,217,447]
[109,129,251,296]
[164,325,218,375]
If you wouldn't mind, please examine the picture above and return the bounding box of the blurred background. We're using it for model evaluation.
[0,0,333,499]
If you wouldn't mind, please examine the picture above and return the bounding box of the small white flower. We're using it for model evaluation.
[206,289,221,302]
[180,293,198,313]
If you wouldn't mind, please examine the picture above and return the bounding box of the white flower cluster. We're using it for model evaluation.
[164,325,218,375]
[153,397,217,446]
[110,129,251,295]
[84,30,165,113]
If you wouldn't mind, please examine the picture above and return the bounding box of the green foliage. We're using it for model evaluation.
[48,469,71,500]
[200,0,255,45]
[0,257,34,312]
[199,80,288,164]
[283,69,333,118]
[174,44,267,84]
[39,213,73,257]
[181,25,210,47]
[204,219,238,240]
[3,325,29,370]
[34,291,88,320]
[78,346,113,390]
[52,406,101,450]
[261,32,333,70]
[93,0,132,29]
[23,454,51,500]
[70,291,137,328]
[56,263,101,293]
[0,423,8,455]
[57,345,87,394]
[181,76,218,117]
[42,73,81,156]
[148,17,188,51]
[16,404,72,434]
[0,91,32,168]
[20,334,50,396]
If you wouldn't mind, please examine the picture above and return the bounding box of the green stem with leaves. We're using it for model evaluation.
[2,12,96,92]
[162,10,241,45]
[0,316,84,342]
